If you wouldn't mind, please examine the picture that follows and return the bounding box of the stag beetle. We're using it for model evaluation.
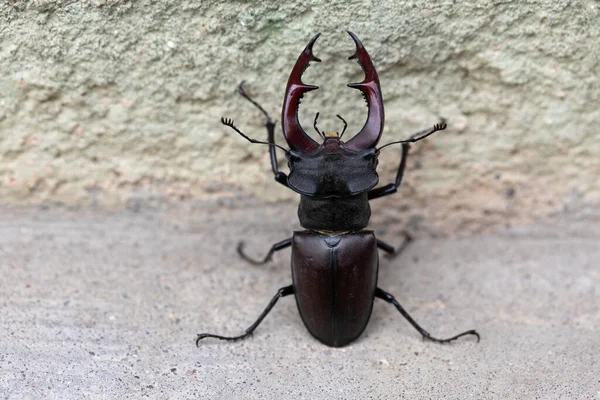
[197,32,479,347]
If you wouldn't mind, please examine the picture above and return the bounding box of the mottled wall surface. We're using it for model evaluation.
[1,0,598,234]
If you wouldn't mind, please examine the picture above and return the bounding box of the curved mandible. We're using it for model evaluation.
[281,33,322,152]
[344,31,385,151]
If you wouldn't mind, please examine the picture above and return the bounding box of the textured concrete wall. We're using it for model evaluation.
[1,0,599,234]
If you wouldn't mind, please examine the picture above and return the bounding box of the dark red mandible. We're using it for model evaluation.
[281,32,385,152]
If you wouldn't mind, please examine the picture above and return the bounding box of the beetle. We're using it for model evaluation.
[196,32,479,347]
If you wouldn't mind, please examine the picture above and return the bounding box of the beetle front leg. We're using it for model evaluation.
[368,143,410,200]
[238,82,289,188]
[237,238,292,265]
[368,119,447,200]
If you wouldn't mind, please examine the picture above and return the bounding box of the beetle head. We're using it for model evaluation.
[282,32,383,197]
[286,145,379,198]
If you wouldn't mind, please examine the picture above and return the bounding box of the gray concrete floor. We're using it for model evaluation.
[0,204,598,399]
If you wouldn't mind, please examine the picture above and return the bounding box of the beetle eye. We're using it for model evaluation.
[362,148,378,160]
[287,152,301,162]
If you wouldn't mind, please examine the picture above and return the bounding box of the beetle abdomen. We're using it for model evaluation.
[291,231,378,347]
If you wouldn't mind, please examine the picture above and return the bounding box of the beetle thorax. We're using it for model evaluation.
[297,192,371,232]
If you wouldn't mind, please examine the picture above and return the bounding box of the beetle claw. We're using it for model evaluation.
[344,31,384,151]
[281,33,322,152]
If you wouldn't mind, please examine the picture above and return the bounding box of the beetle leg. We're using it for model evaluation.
[368,119,447,200]
[368,143,410,200]
[375,288,480,344]
[376,231,413,259]
[196,285,294,346]
[237,238,292,265]
[237,82,290,187]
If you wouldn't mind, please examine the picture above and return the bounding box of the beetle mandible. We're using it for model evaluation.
[197,32,479,347]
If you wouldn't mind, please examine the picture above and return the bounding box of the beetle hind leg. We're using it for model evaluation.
[375,287,480,344]
[196,285,294,346]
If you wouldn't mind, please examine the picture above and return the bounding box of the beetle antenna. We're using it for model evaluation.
[221,117,288,152]
[378,120,447,150]
[313,112,325,139]
[336,114,348,139]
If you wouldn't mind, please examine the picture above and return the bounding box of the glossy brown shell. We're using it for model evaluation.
[291,231,378,347]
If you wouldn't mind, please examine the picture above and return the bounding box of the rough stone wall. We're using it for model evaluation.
[1,0,599,234]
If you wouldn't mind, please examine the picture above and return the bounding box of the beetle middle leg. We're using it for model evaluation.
[196,285,294,345]
[376,232,413,259]
[369,120,446,256]
[368,143,414,257]
[237,82,289,188]
[375,287,480,343]
[237,238,292,265]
